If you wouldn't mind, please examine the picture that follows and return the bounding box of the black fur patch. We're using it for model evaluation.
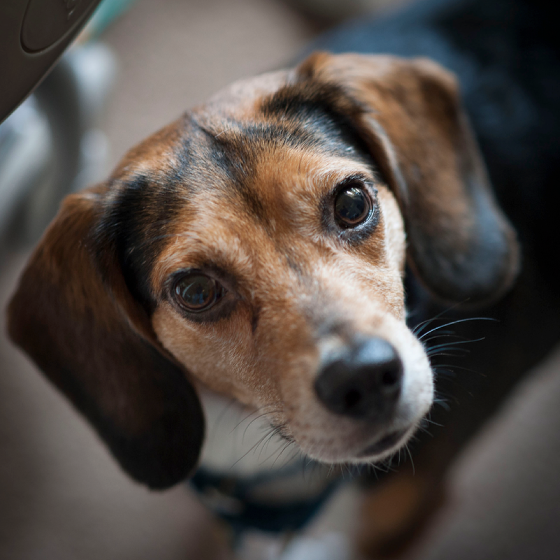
[98,173,186,312]
[261,81,373,163]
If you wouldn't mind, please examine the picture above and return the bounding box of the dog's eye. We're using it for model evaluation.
[174,273,225,312]
[334,183,372,227]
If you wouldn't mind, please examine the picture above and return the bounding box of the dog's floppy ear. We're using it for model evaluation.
[7,186,204,489]
[297,52,519,305]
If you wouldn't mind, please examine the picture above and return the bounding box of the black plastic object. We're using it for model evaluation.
[0,0,102,124]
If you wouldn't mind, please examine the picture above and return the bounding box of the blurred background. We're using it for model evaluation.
[1,1,560,559]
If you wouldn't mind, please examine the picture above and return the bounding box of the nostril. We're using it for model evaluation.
[382,369,400,388]
[343,388,362,410]
[380,359,403,394]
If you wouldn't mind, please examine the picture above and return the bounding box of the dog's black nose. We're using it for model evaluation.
[314,338,403,421]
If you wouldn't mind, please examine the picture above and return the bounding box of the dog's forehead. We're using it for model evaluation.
[149,128,374,278]
[112,66,371,197]
[181,78,373,204]
[132,73,376,230]
[202,69,293,116]
[194,70,370,163]
[108,68,379,303]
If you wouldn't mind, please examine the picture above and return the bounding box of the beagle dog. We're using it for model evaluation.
[10,0,558,554]
[7,51,518,486]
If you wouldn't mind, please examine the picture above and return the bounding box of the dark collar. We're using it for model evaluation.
[190,460,343,535]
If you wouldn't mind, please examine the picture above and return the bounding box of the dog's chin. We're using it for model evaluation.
[350,425,416,462]
[295,421,418,466]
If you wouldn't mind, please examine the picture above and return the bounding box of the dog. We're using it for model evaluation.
[7,0,560,556]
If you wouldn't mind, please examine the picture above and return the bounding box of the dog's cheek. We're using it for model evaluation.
[394,327,434,425]
[151,303,268,405]
[344,189,406,320]
[377,187,406,275]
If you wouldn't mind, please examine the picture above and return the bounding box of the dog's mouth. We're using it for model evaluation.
[356,427,410,458]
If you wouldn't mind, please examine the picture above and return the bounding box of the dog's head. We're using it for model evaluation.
[7,53,519,489]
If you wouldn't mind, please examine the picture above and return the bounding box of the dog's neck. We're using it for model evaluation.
[191,389,342,535]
